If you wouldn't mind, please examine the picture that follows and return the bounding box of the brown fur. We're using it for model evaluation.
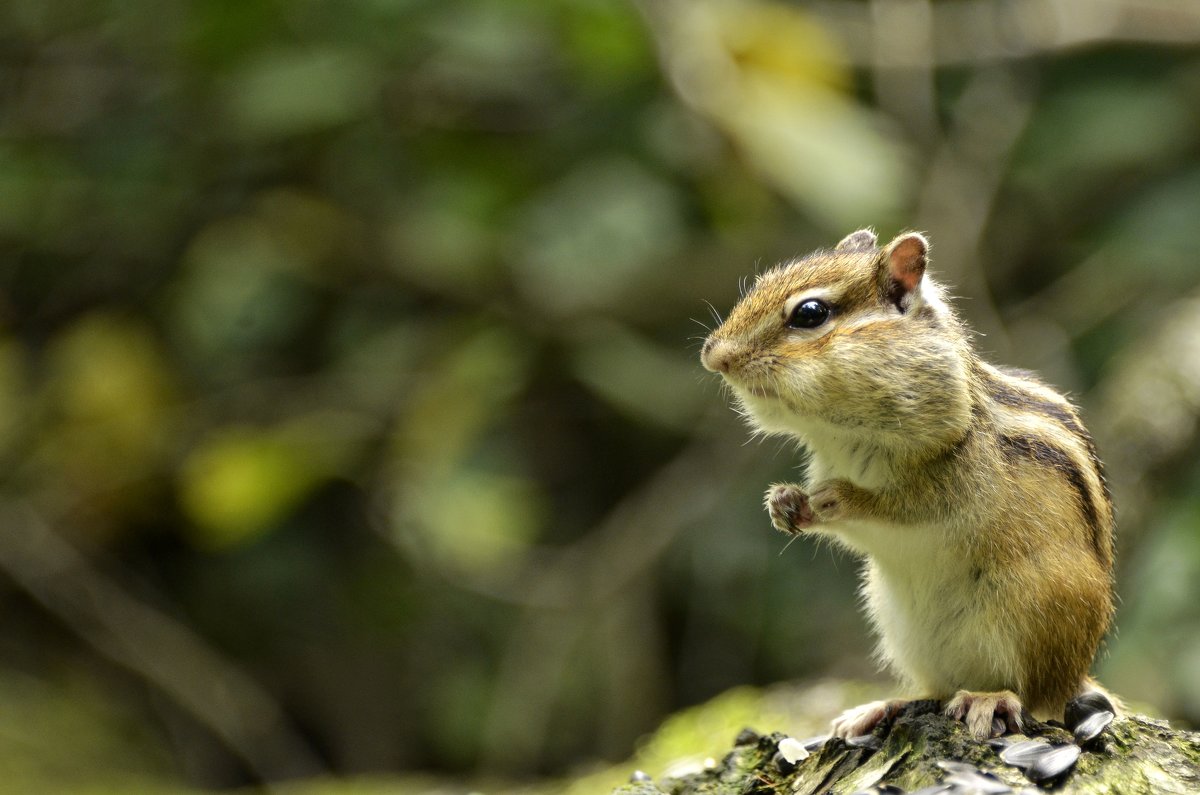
[702,230,1116,738]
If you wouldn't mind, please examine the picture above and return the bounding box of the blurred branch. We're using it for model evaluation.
[914,67,1036,360]
[869,0,938,142]
[1006,249,1148,344]
[817,0,1200,65]
[633,0,912,228]
[408,404,756,611]
[0,501,325,784]
[1093,290,1200,545]
[480,417,761,771]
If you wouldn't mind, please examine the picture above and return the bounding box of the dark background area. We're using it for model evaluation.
[3,1,1200,792]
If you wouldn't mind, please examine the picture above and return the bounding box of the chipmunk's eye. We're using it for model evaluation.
[787,299,830,329]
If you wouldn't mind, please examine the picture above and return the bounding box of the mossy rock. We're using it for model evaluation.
[614,699,1200,795]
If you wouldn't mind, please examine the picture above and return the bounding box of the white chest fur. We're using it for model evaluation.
[767,412,1022,695]
[795,420,896,491]
[841,519,1022,697]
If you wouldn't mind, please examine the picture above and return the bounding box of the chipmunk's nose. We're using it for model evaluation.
[701,337,730,373]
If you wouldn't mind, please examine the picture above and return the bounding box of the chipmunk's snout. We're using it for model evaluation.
[701,336,734,374]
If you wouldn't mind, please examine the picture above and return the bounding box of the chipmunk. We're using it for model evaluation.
[700,229,1116,740]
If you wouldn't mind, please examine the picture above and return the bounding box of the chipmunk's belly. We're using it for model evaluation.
[851,522,1022,696]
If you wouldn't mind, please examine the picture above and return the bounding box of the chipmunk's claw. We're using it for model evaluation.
[831,699,908,739]
[945,690,1025,739]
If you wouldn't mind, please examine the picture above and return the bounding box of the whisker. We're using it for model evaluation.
[778,533,802,555]
[702,300,723,327]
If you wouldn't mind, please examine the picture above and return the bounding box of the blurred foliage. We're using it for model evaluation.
[3,0,1200,792]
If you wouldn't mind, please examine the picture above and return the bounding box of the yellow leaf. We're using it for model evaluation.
[179,428,318,550]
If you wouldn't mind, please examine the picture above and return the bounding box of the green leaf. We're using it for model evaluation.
[224,47,381,139]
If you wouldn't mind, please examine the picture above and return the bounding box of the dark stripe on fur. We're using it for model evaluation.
[987,368,1086,437]
[983,367,1113,517]
[998,434,1103,556]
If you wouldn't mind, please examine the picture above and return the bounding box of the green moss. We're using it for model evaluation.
[614,694,1200,795]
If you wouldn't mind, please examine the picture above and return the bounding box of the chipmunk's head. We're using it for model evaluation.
[701,229,969,443]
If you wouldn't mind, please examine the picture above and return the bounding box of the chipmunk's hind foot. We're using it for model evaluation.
[945,690,1026,739]
[830,698,909,739]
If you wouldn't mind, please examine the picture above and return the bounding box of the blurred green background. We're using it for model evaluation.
[4,0,1200,792]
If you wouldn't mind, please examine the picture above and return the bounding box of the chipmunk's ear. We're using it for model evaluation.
[836,229,877,251]
[879,231,928,311]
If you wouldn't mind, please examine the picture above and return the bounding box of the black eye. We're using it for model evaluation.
[787,299,831,329]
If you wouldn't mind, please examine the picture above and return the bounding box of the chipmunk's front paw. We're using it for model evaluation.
[765,484,814,535]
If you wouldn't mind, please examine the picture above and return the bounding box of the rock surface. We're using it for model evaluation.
[613,700,1200,795]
